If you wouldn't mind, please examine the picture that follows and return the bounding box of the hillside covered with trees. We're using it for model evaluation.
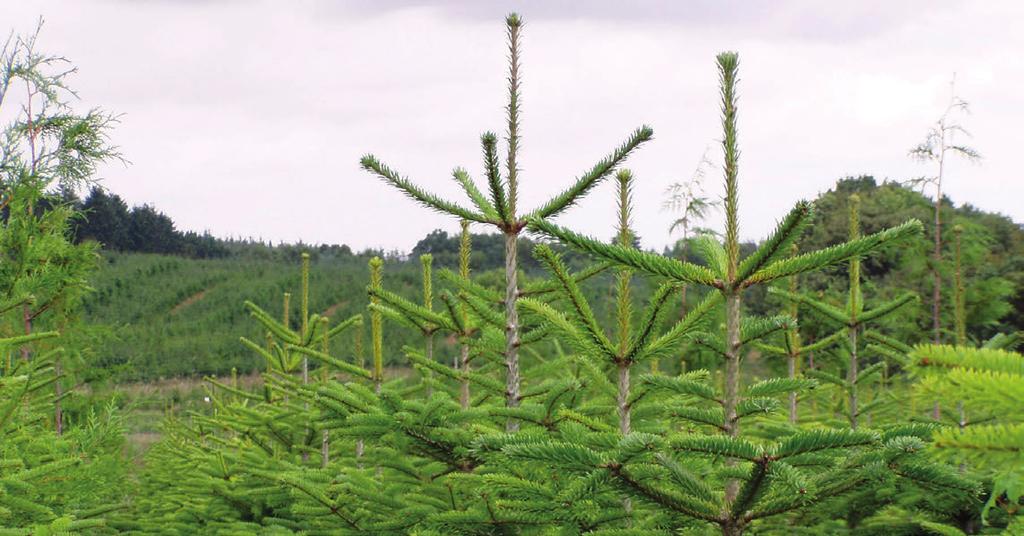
[79,176,1023,381]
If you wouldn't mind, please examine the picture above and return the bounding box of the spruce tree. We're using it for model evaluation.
[770,194,919,429]
[911,344,1023,531]
[360,13,652,430]
[754,245,844,424]
[527,51,935,535]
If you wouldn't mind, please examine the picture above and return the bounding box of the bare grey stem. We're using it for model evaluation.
[504,230,521,432]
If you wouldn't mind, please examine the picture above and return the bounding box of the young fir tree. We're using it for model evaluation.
[213,244,615,530]
[360,13,652,430]
[769,194,919,429]
[911,344,1024,531]
[0,329,127,534]
[923,224,1017,449]
[520,169,721,437]
[1,181,99,434]
[754,245,845,424]
[367,229,609,418]
[456,220,473,408]
[525,51,958,536]
[775,200,981,534]
[137,252,488,532]
[130,175,699,532]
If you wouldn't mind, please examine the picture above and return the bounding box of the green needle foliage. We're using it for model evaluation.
[0,24,128,534]
[912,344,1024,529]
[123,39,992,536]
[770,194,920,429]
[64,13,1015,536]
[134,257,367,533]
[526,51,942,535]
[752,245,844,424]
[360,13,652,430]
[521,170,719,437]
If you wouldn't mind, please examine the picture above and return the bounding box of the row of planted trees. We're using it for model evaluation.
[118,14,1022,536]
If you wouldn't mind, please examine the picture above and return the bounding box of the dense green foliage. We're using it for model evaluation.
[912,344,1024,529]
[1,24,131,533]
[117,18,1020,535]
[69,187,230,259]
[796,176,1023,342]
[79,236,620,381]
[2,13,1021,536]
[79,175,1023,382]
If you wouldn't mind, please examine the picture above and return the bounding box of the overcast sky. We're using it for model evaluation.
[6,0,1022,252]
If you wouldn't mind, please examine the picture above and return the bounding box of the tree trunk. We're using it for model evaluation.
[504,230,521,432]
[932,157,944,344]
[680,285,688,318]
[459,343,471,410]
[55,356,63,436]
[20,306,31,361]
[673,284,689,374]
[723,291,742,502]
[321,430,329,468]
[677,235,689,373]
[617,362,631,435]
[787,354,797,424]
[847,326,859,429]
[424,332,434,398]
[618,363,633,519]
[721,520,745,536]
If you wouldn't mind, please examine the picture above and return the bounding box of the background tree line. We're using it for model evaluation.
[64,187,229,258]
[70,174,1024,382]
[70,174,1024,346]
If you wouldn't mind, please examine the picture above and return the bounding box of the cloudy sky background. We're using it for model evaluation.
[6,0,1022,252]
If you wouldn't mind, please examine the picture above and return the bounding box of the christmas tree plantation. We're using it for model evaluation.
[122,14,1020,535]
[4,11,1022,536]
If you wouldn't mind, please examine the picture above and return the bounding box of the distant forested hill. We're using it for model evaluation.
[79,223,616,380]
[79,176,1022,381]
[799,177,1023,341]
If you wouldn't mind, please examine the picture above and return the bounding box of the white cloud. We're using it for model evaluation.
[5,0,1021,251]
